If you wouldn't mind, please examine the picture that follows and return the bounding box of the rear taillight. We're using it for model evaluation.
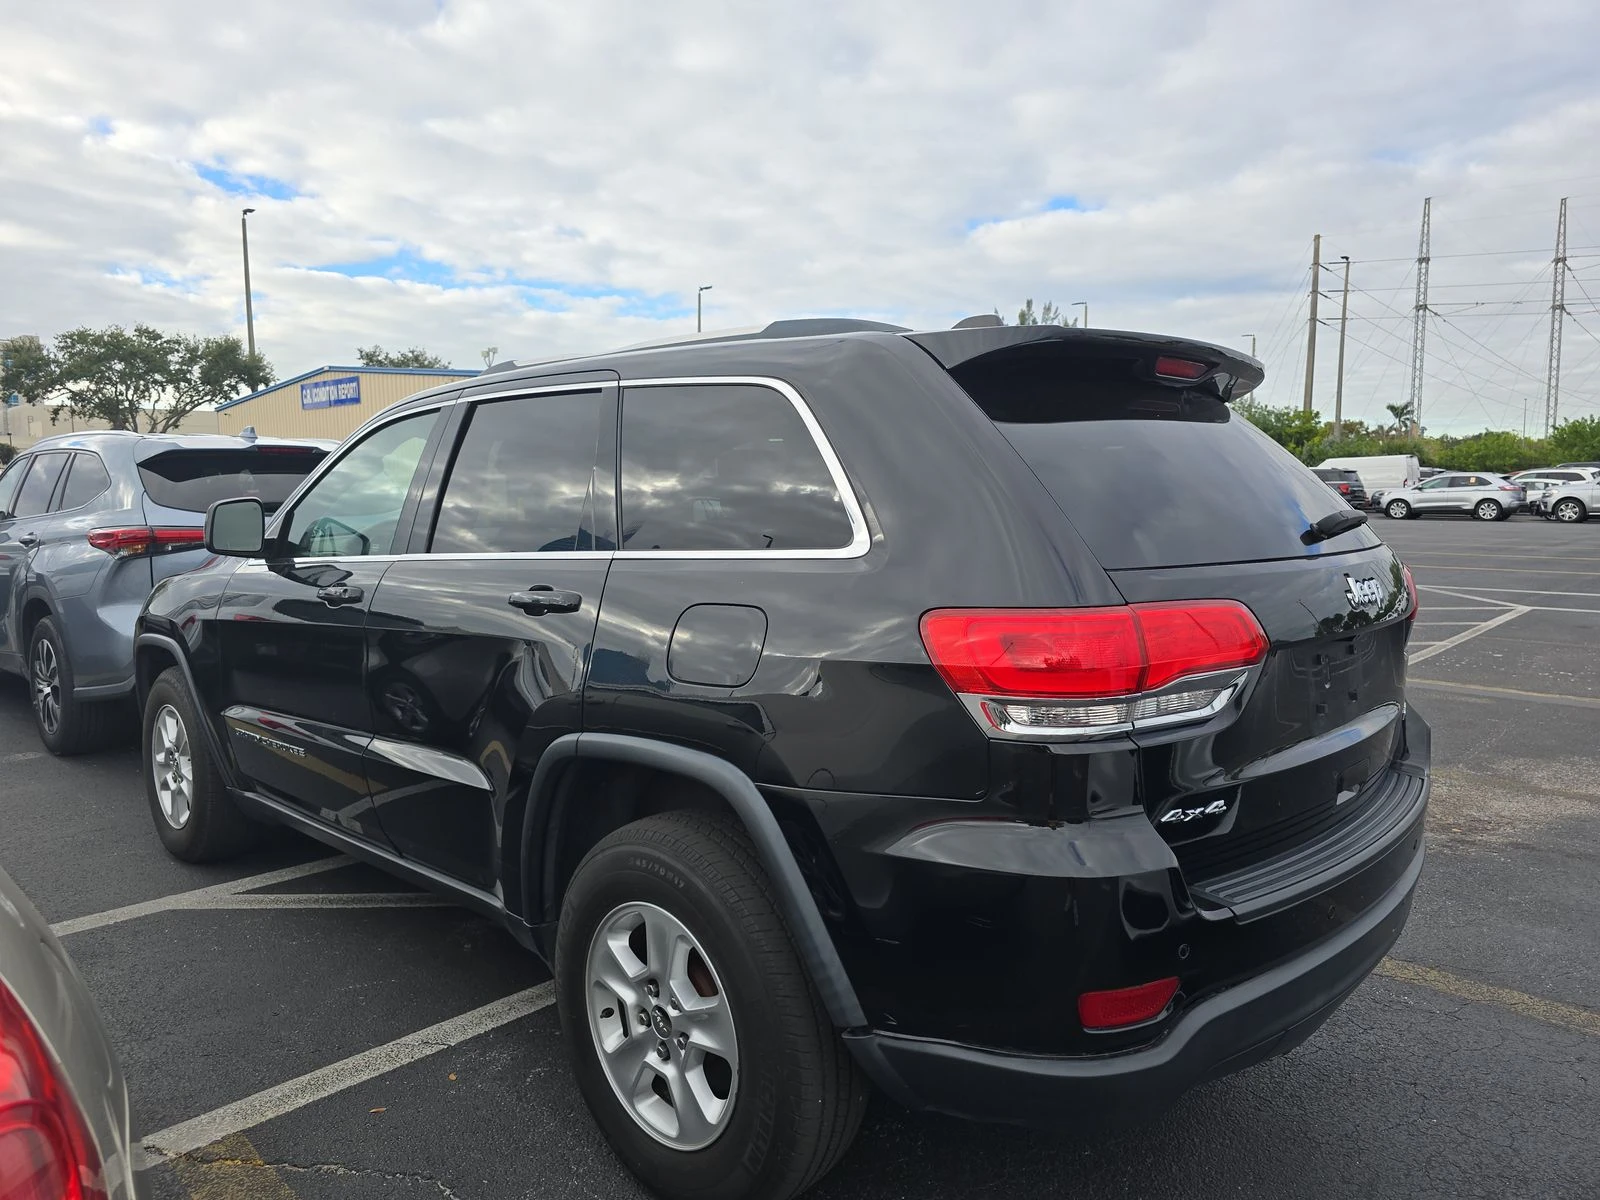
[0,981,106,1200]
[86,527,205,558]
[1078,977,1180,1031]
[1337,483,1350,494]
[1498,484,1518,492]
[1402,563,1418,622]
[919,602,1268,740]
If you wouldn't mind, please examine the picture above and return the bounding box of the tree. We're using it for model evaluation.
[995,299,1077,327]
[11,325,274,433]
[1384,401,1416,435]
[1549,415,1600,464]
[1,335,53,405]
[357,345,451,369]
[1235,399,1325,461]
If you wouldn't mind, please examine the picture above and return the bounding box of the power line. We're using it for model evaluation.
[1345,245,1600,265]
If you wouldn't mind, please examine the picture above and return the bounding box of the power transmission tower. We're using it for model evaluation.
[1545,197,1568,436]
[1407,197,1431,435]
[1302,233,1321,414]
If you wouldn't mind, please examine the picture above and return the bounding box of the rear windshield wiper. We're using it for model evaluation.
[1302,509,1368,545]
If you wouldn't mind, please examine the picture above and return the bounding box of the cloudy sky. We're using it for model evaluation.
[3,0,1599,433]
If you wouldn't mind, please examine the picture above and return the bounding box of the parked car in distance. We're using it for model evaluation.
[1509,468,1597,510]
[134,318,1428,1200]
[0,864,143,1199]
[1379,471,1526,520]
[1556,461,1600,469]
[1312,467,1368,508]
[0,431,328,754]
[1316,453,1420,503]
[1533,470,1600,522]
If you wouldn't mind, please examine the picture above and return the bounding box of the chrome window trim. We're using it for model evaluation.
[48,451,112,516]
[612,375,870,561]
[254,374,870,566]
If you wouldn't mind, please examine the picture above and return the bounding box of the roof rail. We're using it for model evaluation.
[605,317,911,357]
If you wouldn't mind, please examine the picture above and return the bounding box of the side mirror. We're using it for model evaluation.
[205,497,265,557]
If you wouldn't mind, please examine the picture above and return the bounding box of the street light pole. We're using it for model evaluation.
[240,208,258,358]
[1242,334,1257,357]
[697,285,713,333]
[1333,255,1351,440]
[1072,300,1089,328]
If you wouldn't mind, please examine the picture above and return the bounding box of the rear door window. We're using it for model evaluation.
[57,453,112,511]
[139,447,326,514]
[12,452,69,519]
[428,391,604,554]
[948,352,1374,569]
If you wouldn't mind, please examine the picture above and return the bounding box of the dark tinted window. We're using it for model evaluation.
[12,452,69,519]
[57,453,112,511]
[619,383,854,552]
[0,458,26,519]
[430,392,602,554]
[950,350,1373,569]
[139,447,326,514]
[284,413,437,557]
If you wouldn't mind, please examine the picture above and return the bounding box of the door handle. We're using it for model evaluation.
[507,586,582,616]
[316,584,364,607]
[16,533,38,548]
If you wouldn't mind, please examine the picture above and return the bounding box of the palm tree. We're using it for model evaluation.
[1385,401,1416,435]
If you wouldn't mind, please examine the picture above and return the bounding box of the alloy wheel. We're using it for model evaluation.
[1556,500,1583,522]
[151,704,194,829]
[585,901,739,1151]
[1475,501,1500,520]
[31,637,61,735]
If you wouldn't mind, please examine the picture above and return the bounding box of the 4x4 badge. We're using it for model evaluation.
[1344,574,1383,609]
[1159,798,1230,824]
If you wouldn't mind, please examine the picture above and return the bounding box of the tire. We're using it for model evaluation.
[1385,500,1411,520]
[1473,499,1503,521]
[1553,498,1588,523]
[555,811,867,1200]
[27,616,121,756]
[143,666,259,862]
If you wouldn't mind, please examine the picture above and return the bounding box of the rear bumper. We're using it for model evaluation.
[845,837,1422,1126]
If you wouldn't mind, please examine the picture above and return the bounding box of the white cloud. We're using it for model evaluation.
[2,0,1598,432]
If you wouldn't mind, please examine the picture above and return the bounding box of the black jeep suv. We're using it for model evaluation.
[135,319,1428,1200]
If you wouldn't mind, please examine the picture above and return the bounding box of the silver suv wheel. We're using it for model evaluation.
[30,637,61,735]
[151,704,194,829]
[585,901,739,1151]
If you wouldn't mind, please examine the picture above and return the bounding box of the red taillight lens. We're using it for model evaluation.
[919,608,1143,699]
[1135,602,1271,691]
[0,982,104,1200]
[1153,356,1208,380]
[1402,563,1418,621]
[1337,482,1350,494]
[87,527,204,558]
[920,602,1267,700]
[1078,977,1180,1031]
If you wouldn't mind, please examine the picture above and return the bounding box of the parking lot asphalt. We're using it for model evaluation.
[1,512,1597,1199]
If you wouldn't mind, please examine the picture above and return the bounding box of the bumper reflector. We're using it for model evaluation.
[1078,977,1180,1031]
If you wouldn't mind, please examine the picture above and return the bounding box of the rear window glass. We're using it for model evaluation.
[951,350,1377,569]
[138,448,325,514]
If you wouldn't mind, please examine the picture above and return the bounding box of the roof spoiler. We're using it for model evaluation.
[907,325,1265,400]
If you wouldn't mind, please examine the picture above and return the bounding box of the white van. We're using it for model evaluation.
[1316,454,1421,503]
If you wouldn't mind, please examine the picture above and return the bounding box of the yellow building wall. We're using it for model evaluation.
[215,370,476,441]
[3,405,220,450]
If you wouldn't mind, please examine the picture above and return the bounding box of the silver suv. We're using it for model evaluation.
[1379,471,1525,522]
[0,431,327,753]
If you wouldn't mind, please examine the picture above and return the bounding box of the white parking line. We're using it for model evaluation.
[137,983,555,1169]
[1422,584,1600,600]
[49,857,349,937]
[1408,605,1529,664]
[201,893,450,911]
